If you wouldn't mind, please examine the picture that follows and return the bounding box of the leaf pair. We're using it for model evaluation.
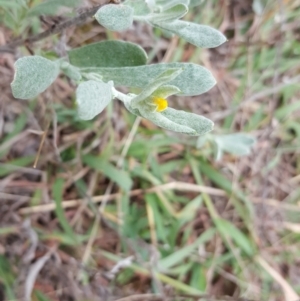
[10,41,148,100]
[95,1,227,49]
[124,69,214,136]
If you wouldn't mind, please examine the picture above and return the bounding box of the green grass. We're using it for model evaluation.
[1,0,300,300]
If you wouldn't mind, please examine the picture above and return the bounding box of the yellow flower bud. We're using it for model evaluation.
[152,96,168,112]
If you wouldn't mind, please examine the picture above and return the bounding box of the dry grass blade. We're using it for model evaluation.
[24,248,55,301]
[255,256,299,301]
[18,181,225,214]
[113,293,259,301]
[283,222,300,233]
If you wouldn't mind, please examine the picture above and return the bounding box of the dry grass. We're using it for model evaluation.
[1,0,300,301]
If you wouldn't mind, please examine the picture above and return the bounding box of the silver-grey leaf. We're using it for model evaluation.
[152,85,181,98]
[152,20,227,48]
[214,133,256,157]
[147,4,188,22]
[123,0,151,16]
[80,63,216,96]
[162,108,214,135]
[11,56,60,99]
[155,0,189,11]
[131,68,182,108]
[139,106,197,135]
[95,4,134,32]
[76,80,113,120]
[123,97,142,117]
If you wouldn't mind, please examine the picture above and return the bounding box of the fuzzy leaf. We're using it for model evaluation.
[95,4,133,32]
[147,4,188,22]
[123,0,151,15]
[124,98,142,117]
[152,20,227,48]
[152,85,181,98]
[131,69,182,108]
[139,107,197,135]
[162,108,214,135]
[27,0,80,16]
[76,80,113,120]
[68,40,147,68]
[11,56,59,99]
[155,0,189,11]
[80,63,216,96]
[214,133,256,159]
[60,62,82,81]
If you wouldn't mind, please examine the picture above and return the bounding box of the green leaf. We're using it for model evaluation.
[161,108,214,135]
[123,0,151,16]
[124,96,142,117]
[27,0,80,16]
[139,106,197,135]
[131,68,183,108]
[138,106,213,136]
[68,40,148,68]
[95,4,134,32]
[147,4,188,22]
[60,62,82,81]
[214,218,254,256]
[80,63,216,96]
[152,85,181,98]
[11,56,59,99]
[155,0,190,11]
[52,178,78,244]
[83,155,133,191]
[213,133,256,160]
[0,0,24,9]
[189,0,205,7]
[76,80,113,120]
[152,20,227,48]
[158,228,215,270]
[0,157,34,177]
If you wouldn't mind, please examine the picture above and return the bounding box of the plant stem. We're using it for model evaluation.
[0,0,118,53]
[112,87,133,103]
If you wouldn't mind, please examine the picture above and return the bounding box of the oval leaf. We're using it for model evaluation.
[147,4,188,22]
[11,56,59,99]
[68,40,147,68]
[161,108,214,135]
[80,63,216,96]
[139,106,197,135]
[153,20,227,48]
[76,80,113,120]
[123,0,151,16]
[95,4,133,32]
[155,0,190,11]
[214,133,256,158]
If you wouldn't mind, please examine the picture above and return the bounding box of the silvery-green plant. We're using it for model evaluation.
[197,133,257,160]
[11,0,227,136]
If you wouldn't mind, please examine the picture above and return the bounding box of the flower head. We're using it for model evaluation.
[124,69,214,136]
[152,96,168,112]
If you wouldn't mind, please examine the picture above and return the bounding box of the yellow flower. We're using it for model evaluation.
[152,96,168,112]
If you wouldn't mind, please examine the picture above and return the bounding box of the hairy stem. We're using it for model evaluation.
[112,87,133,103]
